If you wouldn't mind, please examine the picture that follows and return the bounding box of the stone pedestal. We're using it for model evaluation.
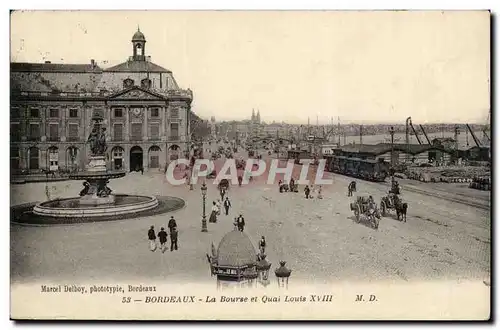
[78,155,116,206]
[86,156,107,172]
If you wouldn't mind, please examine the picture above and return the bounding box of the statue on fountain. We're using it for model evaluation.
[75,113,124,206]
[87,127,108,156]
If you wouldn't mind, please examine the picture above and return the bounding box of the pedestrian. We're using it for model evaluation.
[209,201,218,223]
[259,236,266,254]
[223,197,231,216]
[170,227,178,251]
[304,185,310,199]
[148,225,157,252]
[216,199,222,216]
[236,214,245,232]
[158,227,168,253]
[168,216,177,234]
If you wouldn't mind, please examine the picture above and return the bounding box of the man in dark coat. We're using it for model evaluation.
[148,225,156,252]
[158,227,168,253]
[236,214,245,232]
[223,197,232,216]
[259,236,266,254]
[304,185,310,199]
[168,216,177,233]
[170,228,178,251]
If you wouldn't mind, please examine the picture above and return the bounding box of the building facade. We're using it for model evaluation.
[11,29,196,174]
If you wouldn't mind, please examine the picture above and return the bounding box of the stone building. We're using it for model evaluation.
[10,28,196,173]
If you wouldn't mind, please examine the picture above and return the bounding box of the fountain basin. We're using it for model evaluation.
[33,194,159,218]
[11,196,186,225]
[68,170,126,180]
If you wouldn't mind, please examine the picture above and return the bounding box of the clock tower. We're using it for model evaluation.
[132,27,146,61]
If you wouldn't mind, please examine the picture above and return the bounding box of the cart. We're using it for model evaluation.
[350,196,380,229]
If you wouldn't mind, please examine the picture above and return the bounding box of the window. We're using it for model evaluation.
[48,147,59,170]
[49,109,59,118]
[30,108,39,118]
[170,108,179,119]
[131,123,142,141]
[10,123,20,142]
[69,109,78,118]
[113,148,124,158]
[29,124,40,141]
[170,123,179,139]
[48,124,59,141]
[150,124,160,140]
[10,147,20,170]
[29,146,39,170]
[68,124,79,141]
[113,123,123,141]
[150,108,159,117]
[114,108,123,118]
[10,108,20,119]
[141,78,152,89]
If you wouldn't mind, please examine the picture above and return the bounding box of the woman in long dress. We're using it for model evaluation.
[216,199,222,216]
[209,201,218,223]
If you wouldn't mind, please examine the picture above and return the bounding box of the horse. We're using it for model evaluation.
[395,198,408,222]
[347,181,357,197]
[42,168,57,179]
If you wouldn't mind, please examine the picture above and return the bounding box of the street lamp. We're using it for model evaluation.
[275,260,292,289]
[201,181,208,232]
[389,126,395,184]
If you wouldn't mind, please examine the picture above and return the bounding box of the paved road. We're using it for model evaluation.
[10,161,490,286]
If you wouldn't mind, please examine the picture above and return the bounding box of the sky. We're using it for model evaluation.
[10,10,490,125]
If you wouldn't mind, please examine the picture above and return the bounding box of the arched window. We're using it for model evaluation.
[28,146,39,170]
[48,146,59,171]
[148,145,161,168]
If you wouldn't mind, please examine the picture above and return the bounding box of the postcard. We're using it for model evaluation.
[9,10,490,320]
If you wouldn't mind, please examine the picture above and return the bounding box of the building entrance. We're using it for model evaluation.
[130,146,143,171]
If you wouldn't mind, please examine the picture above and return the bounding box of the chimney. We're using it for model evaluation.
[44,61,51,64]
[90,59,96,68]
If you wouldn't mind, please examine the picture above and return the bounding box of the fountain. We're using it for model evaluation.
[12,112,185,225]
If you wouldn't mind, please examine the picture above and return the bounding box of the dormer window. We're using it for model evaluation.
[141,78,152,89]
[123,78,134,89]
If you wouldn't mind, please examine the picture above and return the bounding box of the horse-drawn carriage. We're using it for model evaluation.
[350,196,381,229]
[380,193,408,222]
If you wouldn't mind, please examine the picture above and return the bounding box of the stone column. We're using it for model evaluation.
[143,107,148,141]
[160,107,165,137]
[61,106,67,142]
[40,107,46,142]
[125,106,130,142]
[143,145,149,171]
[107,104,112,142]
[19,146,26,169]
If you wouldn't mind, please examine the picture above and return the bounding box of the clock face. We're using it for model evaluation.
[132,108,141,116]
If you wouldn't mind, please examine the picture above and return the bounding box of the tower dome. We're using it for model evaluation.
[216,229,257,267]
[132,28,146,42]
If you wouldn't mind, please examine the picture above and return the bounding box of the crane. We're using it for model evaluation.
[419,124,432,145]
[466,124,481,147]
[409,121,423,144]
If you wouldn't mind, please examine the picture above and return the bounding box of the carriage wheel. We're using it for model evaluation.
[354,204,361,223]
[380,201,387,217]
